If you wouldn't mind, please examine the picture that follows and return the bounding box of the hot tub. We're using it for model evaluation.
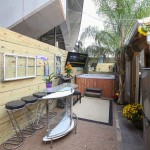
[76,74,115,99]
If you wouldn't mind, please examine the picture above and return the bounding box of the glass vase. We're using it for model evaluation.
[67,72,70,78]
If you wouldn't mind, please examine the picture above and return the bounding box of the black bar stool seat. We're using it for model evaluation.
[73,90,81,104]
[73,90,81,95]
[33,92,47,98]
[21,96,37,104]
[5,100,25,110]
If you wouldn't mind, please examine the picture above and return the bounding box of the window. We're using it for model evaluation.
[3,53,36,81]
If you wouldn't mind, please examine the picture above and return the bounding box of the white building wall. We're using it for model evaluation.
[61,0,66,19]
[0,0,84,52]
[0,0,23,28]
[23,0,50,17]
[0,0,54,28]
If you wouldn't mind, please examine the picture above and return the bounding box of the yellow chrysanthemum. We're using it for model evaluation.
[123,103,143,122]
[138,26,147,36]
[115,93,119,96]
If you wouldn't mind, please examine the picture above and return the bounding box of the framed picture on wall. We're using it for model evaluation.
[54,55,61,76]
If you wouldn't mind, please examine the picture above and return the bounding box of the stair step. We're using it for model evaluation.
[84,91,102,98]
[86,88,102,93]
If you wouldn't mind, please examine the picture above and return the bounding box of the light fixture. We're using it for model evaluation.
[147,32,150,45]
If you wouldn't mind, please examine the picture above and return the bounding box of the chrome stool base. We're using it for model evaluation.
[33,92,57,125]
[21,96,38,133]
[3,134,24,150]
[33,120,45,129]
[3,100,25,150]
[33,92,47,127]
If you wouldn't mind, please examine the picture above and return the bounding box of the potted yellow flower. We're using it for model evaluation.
[138,24,150,36]
[123,103,143,129]
[65,61,73,78]
[113,92,119,103]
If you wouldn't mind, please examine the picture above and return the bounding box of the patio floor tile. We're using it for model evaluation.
[0,118,118,150]
[1,102,145,150]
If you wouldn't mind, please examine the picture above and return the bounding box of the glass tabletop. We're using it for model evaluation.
[38,83,78,96]
[50,83,78,93]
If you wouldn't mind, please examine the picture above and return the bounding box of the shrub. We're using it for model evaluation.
[123,103,143,122]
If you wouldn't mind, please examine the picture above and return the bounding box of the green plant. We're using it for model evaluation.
[43,73,55,82]
[123,103,143,122]
[141,24,150,32]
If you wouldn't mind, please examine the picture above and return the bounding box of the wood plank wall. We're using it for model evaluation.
[0,28,83,144]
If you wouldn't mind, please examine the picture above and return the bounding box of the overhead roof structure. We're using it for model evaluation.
[0,0,84,51]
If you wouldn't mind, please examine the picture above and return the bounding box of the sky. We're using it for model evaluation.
[78,0,104,47]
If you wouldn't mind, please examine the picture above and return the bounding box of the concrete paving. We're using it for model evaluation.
[116,104,145,150]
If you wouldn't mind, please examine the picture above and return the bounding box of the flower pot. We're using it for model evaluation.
[132,120,143,129]
[46,82,52,93]
[113,95,118,103]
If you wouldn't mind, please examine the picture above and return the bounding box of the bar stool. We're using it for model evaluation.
[3,100,25,150]
[73,90,81,104]
[33,92,47,125]
[33,92,57,123]
[21,96,37,133]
